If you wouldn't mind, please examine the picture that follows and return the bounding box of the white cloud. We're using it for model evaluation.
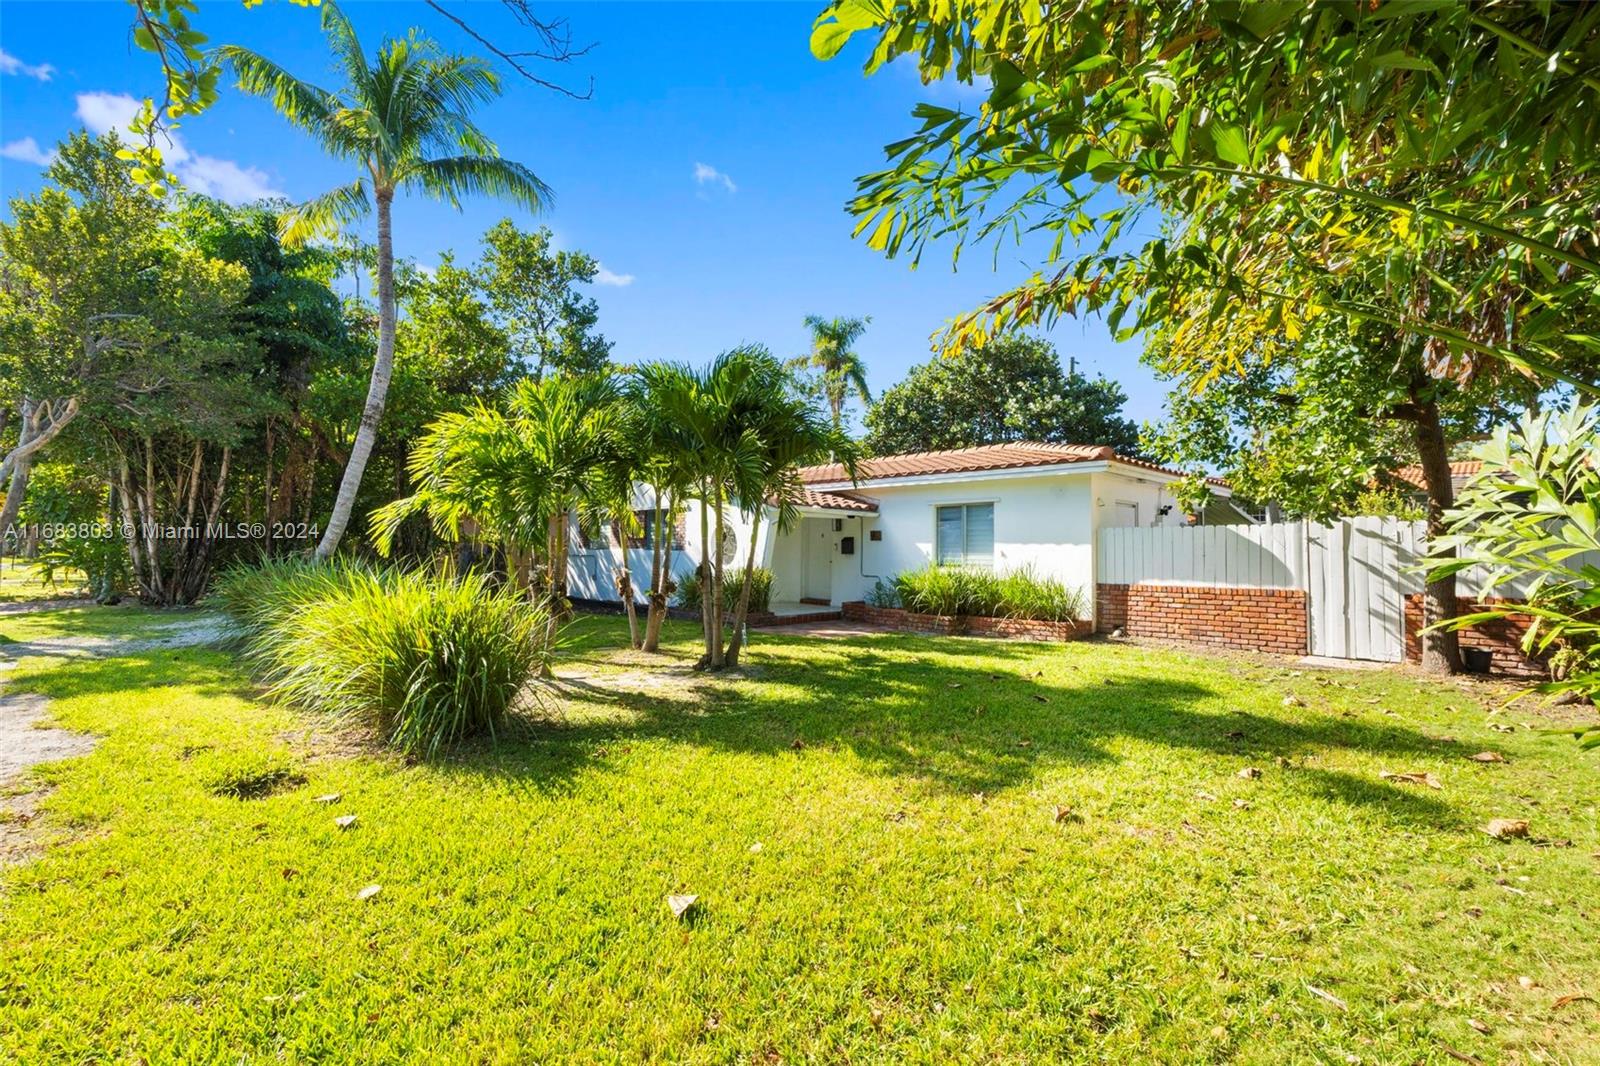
[1,137,57,166]
[74,91,284,203]
[693,161,736,194]
[595,264,634,287]
[0,48,54,82]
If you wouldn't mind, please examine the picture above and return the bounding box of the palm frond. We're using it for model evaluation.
[317,0,373,105]
[280,179,371,247]
[402,156,551,213]
[218,46,338,138]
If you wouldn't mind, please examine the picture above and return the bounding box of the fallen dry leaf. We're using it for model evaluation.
[1195,790,1218,802]
[1282,695,1304,708]
[1053,804,1077,824]
[667,893,698,919]
[1380,771,1443,790]
[1237,767,1262,780]
[313,793,341,804]
[1466,1018,1492,1035]
[1305,984,1348,1011]
[1553,993,1595,1009]
[1484,818,1530,839]
[790,738,806,750]
[334,814,357,829]
[1517,976,1537,990]
[1030,694,1049,703]
[357,884,381,901]
[1468,751,1507,763]
[1233,799,1251,810]
[1442,1047,1484,1065]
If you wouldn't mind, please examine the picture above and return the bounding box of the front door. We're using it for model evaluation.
[803,518,832,602]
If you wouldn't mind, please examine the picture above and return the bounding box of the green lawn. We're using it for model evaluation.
[3,610,1598,1063]
[0,559,84,604]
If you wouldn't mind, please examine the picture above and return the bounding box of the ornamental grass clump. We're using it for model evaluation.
[893,565,1086,621]
[219,562,549,757]
[676,566,774,614]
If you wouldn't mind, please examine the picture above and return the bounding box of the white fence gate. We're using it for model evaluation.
[1304,518,1422,662]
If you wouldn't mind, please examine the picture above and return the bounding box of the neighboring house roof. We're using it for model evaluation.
[798,442,1227,488]
[1390,460,1483,491]
[778,487,879,513]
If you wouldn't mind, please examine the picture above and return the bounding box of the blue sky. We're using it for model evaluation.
[0,0,1168,430]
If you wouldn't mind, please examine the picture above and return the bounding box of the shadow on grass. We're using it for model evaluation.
[453,622,1463,827]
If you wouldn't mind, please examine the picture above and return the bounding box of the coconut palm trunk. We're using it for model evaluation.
[316,191,394,560]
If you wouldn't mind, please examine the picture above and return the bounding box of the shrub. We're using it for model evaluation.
[865,578,900,609]
[1429,401,1600,745]
[995,567,1089,622]
[892,565,1087,621]
[223,562,549,757]
[210,555,379,636]
[675,566,774,614]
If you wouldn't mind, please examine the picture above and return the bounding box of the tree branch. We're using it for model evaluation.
[425,0,595,100]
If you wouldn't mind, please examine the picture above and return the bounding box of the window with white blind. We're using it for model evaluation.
[934,503,994,567]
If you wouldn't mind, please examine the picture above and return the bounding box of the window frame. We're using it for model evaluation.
[933,500,996,568]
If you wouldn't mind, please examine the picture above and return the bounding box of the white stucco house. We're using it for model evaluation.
[565,442,1236,619]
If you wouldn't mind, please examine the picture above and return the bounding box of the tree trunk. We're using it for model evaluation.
[697,484,713,668]
[724,507,762,667]
[1411,397,1462,674]
[643,492,666,651]
[0,396,79,485]
[0,399,37,548]
[618,568,640,648]
[314,189,397,561]
[709,485,728,669]
[540,511,563,678]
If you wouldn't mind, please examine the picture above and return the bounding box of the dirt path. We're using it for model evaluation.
[0,611,236,865]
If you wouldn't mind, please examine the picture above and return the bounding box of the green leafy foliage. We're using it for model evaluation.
[219,561,551,757]
[674,566,774,615]
[814,1,1600,390]
[1427,403,1600,745]
[865,335,1140,457]
[892,565,1086,622]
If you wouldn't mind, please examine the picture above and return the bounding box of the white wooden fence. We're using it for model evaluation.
[1097,518,1594,662]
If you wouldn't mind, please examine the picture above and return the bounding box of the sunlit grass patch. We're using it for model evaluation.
[0,609,1596,1063]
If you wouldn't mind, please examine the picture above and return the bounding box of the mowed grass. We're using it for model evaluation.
[2,611,1599,1064]
[0,560,84,603]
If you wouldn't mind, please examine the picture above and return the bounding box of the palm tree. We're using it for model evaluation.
[792,315,871,430]
[371,374,626,672]
[625,363,703,652]
[221,2,550,561]
[723,378,857,667]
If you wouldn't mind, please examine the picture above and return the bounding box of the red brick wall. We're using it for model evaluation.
[1095,583,1308,656]
[840,602,1093,642]
[1403,595,1546,678]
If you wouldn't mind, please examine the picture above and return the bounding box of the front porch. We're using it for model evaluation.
[764,489,879,610]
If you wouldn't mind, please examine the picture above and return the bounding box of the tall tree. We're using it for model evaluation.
[792,314,871,430]
[864,336,1139,457]
[813,0,1600,672]
[221,0,551,560]
[478,220,612,381]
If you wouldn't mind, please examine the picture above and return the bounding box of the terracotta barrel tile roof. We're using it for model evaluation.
[1390,460,1484,490]
[776,488,879,513]
[799,442,1116,484]
[798,441,1224,488]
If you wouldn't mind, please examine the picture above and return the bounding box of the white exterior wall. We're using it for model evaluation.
[564,494,772,605]
[566,465,1200,612]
